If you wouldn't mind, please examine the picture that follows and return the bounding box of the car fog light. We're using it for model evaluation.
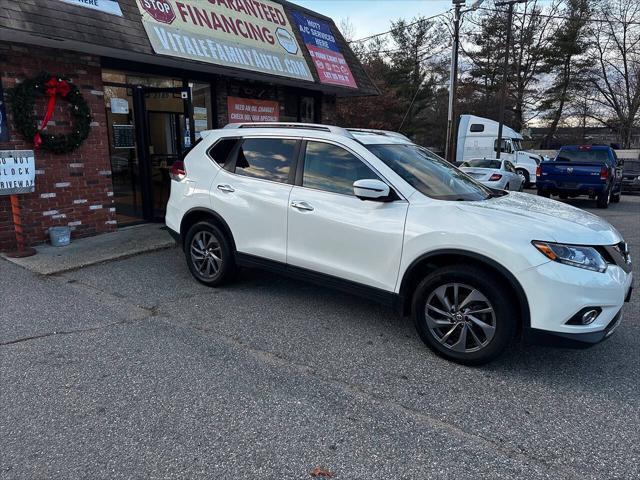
[566,307,602,326]
[581,309,599,325]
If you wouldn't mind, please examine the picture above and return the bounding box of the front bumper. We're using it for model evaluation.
[524,308,624,348]
[517,261,633,345]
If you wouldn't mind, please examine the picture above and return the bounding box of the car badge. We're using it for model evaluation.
[566,167,574,174]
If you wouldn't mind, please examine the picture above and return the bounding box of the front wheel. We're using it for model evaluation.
[516,169,529,187]
[185,221,235,287]
[412,266,518,365]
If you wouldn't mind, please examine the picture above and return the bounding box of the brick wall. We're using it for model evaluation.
[0,43,115,251]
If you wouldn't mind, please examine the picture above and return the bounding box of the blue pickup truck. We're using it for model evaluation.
[536,145,623,208]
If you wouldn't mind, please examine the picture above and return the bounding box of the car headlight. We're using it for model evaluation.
[532,241,607,273]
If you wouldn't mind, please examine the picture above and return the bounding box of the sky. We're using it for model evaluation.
[288,0,453,41]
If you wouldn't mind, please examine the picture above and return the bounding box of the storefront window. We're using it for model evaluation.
[300,96,315,123]
[103,85,143,225]
[191,82,213,139]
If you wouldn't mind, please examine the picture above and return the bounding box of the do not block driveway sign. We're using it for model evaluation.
[0,150,36,195]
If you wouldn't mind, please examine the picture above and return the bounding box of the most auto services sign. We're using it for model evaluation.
[291,11,357,89]
[57,0,123,16]
[137,0,314,82]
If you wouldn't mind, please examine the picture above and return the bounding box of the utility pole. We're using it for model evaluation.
[444,0,484,164]
[494,0,525,159]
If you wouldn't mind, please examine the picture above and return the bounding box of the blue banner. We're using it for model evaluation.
[292,12,341,53]
[0,79,9,142]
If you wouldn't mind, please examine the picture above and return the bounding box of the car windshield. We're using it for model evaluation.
[555,149,610,163]
[462,159,501,169]
[366,144,494,201]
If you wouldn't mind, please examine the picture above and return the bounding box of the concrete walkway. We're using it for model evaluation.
[2,223,176,275]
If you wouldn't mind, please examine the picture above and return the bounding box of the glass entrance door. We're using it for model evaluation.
[136,86,193,222]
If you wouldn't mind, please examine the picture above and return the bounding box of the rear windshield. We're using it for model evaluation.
[555,149,610,163]
[461,159,501,169]
[624,160,640,172]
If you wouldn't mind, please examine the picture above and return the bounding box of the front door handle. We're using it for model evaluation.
[217,184,235,193]
[291,201,314,212]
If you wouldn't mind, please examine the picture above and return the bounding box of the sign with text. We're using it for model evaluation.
[227,97,279,123]
[0,151,36,195]
[291,11,357,89]
[58,0,123,16]
[137,0,313,82]
[0,80,9,142]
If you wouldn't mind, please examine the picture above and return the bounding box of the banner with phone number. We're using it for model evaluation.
[291,11,357,89]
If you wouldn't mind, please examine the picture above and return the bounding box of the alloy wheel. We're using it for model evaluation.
[425,283,496,353]
[190,231,223,279]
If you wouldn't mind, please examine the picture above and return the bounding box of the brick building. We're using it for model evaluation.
[0,0,376,250]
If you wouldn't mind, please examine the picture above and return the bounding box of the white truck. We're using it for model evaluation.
[456,114,542,187]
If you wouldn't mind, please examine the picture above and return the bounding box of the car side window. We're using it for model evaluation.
[208,138,240,166]
[302,141,381,196]
[234,138,297,183]
[505,161,516,173]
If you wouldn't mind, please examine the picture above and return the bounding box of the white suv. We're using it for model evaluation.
[166,123,633,365]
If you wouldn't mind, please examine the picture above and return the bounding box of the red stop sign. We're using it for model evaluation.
[140,0,175,24]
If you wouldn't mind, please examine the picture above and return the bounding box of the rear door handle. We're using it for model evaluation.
[217,184,235,193]
[291,201,314,212]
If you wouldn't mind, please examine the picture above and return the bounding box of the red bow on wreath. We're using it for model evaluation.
[33,77,72,149]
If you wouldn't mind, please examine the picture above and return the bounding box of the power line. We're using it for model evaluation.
[348,11,451,44]
[476,6,640,25]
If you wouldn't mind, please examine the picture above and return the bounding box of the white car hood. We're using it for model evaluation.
[458,192,622,245]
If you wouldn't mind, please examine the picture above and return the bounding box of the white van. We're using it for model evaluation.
[456,114,542,186]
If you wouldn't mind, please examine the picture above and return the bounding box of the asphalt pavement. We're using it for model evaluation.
[1,194,639,479]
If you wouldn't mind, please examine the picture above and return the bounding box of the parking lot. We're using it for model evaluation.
[1,194,639,479]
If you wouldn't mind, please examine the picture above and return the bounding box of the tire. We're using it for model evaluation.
[516,169,529,187]
[537,190,550,198]
[505,183,510,191]
[412,265,518,366]
[596,188,611,209]
[184,221,235,287]
[611,191,621,203]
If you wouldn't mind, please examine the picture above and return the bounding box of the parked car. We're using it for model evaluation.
[456,114,540,186]
[460,158,524,191]
[621,158,640,194]
[166,123,633,365]
[537,145,624,208]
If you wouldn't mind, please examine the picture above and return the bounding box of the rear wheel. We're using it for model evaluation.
[596,188,611,209]
[412,266,518,365]
[185,221,235,287]
[611,191,621,203]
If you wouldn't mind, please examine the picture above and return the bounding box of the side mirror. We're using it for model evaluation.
[353,179,392,201]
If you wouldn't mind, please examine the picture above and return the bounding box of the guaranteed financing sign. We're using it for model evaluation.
[0,151,36,196]
[292,11,357,89]
[137,0,313,82]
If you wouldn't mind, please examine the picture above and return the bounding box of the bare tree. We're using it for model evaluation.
[588,0,640,148]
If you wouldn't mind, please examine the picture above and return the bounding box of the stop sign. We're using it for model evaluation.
[140,0,175,24]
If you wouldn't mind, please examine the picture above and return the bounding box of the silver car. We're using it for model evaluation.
[460,158,524,191]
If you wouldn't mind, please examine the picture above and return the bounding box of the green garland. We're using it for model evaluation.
[8,72,92,154]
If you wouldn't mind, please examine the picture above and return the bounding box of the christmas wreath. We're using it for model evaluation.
[8,72,91,154]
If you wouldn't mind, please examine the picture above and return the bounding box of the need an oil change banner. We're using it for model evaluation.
[137,0,314,82]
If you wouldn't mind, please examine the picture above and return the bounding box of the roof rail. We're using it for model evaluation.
[224,122,355,139]
[347,128,412,142]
